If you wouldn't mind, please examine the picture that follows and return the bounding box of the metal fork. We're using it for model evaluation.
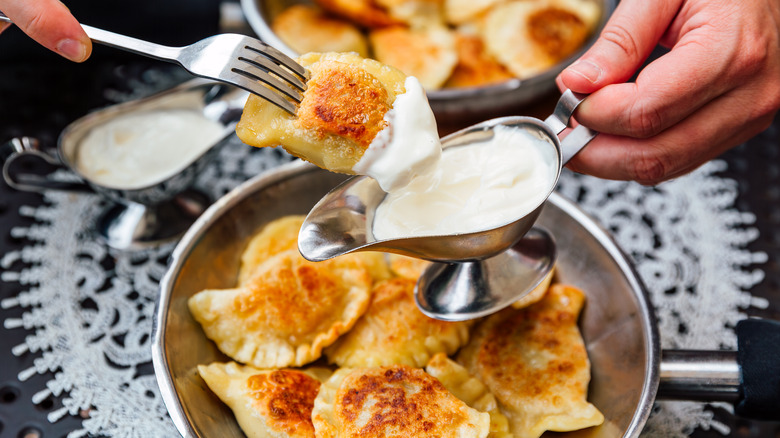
[0,12,307,114]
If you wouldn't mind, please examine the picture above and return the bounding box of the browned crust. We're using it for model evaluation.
[476,285,586,398]
[335,365,469,436]
[271,5,369,56]
[369,25,457,89]
[248,370,321,436]
[528,7,589,61]
[313,0,401,27]
[446,32,514,88]
[236,253,358,338]
[297,60,392,150]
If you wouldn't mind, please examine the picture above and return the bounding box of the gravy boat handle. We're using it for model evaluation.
[544,89,598,164]
[1,137,93,193]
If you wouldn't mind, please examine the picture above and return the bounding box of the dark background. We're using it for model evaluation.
[1,1,779,436]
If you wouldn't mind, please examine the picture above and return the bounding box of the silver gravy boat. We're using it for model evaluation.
[1,78,249,250]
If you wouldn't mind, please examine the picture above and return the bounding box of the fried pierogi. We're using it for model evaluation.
[425,353,511,438]
[369,25,458,90]
[272,4,370,57]
[458,284,604,438]
[387,253,431,279]
[238,215,305,285]
[312,365,491,437]
[445,31,514,88]
[443,0,501,25]
[481,0,600,78]
[236,52,407,174]
[324,277,471,367]
[188,249,373,368]
[313,0,401,27]
[268,0,602,89]
[511,265,555,309]
[375,0,445,27]
[238,215,391,285]
[198,361,330,438]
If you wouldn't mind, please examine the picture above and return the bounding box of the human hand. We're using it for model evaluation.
[0,0,91,62]
[557,0,780,184]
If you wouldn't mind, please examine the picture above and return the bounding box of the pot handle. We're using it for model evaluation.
[544,89,598,165]
[658,318,780,420]
[1,136,93,193]
[734,318,780,419]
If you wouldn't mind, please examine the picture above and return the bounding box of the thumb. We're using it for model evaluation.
[2,0,92,62]
[558,0,681,93]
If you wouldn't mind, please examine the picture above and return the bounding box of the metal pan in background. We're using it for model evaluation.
[239,0,617,129]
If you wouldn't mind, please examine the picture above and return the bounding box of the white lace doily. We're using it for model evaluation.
[0,79,768,438]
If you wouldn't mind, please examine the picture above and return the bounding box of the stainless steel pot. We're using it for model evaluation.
[239,0,617,128]
[151,161,780,437]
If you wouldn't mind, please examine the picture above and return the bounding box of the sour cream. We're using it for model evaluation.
[352,77,441,192]
[76,109,225,189]
[372,125,558,239]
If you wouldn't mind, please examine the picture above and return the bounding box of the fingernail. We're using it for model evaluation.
[568,60,602,84]
[56,38,88,62]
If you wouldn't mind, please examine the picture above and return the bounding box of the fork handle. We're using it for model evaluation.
[0,12,181,62]
[79,24,181,61]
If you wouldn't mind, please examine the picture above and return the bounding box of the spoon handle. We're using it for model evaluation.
[545,89,586,134]
[544,89,598,165]
[559,125,598,164]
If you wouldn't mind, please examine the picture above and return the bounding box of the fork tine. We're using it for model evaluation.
[223,70,298,115]
[232,64,304,103]
[243,41,309,82]
[237,53,307,92]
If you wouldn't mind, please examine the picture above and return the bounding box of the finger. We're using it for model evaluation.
[0,21,10,34]
[557,0,682,93]
[1,0,91,62]
[564,89,776,184]
[573,5,750,139]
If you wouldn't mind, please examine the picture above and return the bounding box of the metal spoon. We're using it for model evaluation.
[299,90,595,320]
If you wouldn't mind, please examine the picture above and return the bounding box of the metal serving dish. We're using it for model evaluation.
[1,78,249,250]
[152,160,659,437]
[240,0,616,127]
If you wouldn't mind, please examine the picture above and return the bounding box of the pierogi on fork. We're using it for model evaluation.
[236,52,405,174]
[190,215,605,437]
[236,51,442,192]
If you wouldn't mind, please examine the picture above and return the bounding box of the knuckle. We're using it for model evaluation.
[627,149,673,185]
[760,58,780,113]
[770,89,780,116]
[19,10,49,40]
[626,102,665,138]
[753,85,780,121]
[736,33,771,77]
[742,50,780,120]
[731,24,780,81]
[599,22,641,62]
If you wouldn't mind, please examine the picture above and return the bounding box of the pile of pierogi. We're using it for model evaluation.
[269,0,601,90]
[188,215,604,438]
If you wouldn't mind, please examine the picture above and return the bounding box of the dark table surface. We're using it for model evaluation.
[1,10,780,437]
